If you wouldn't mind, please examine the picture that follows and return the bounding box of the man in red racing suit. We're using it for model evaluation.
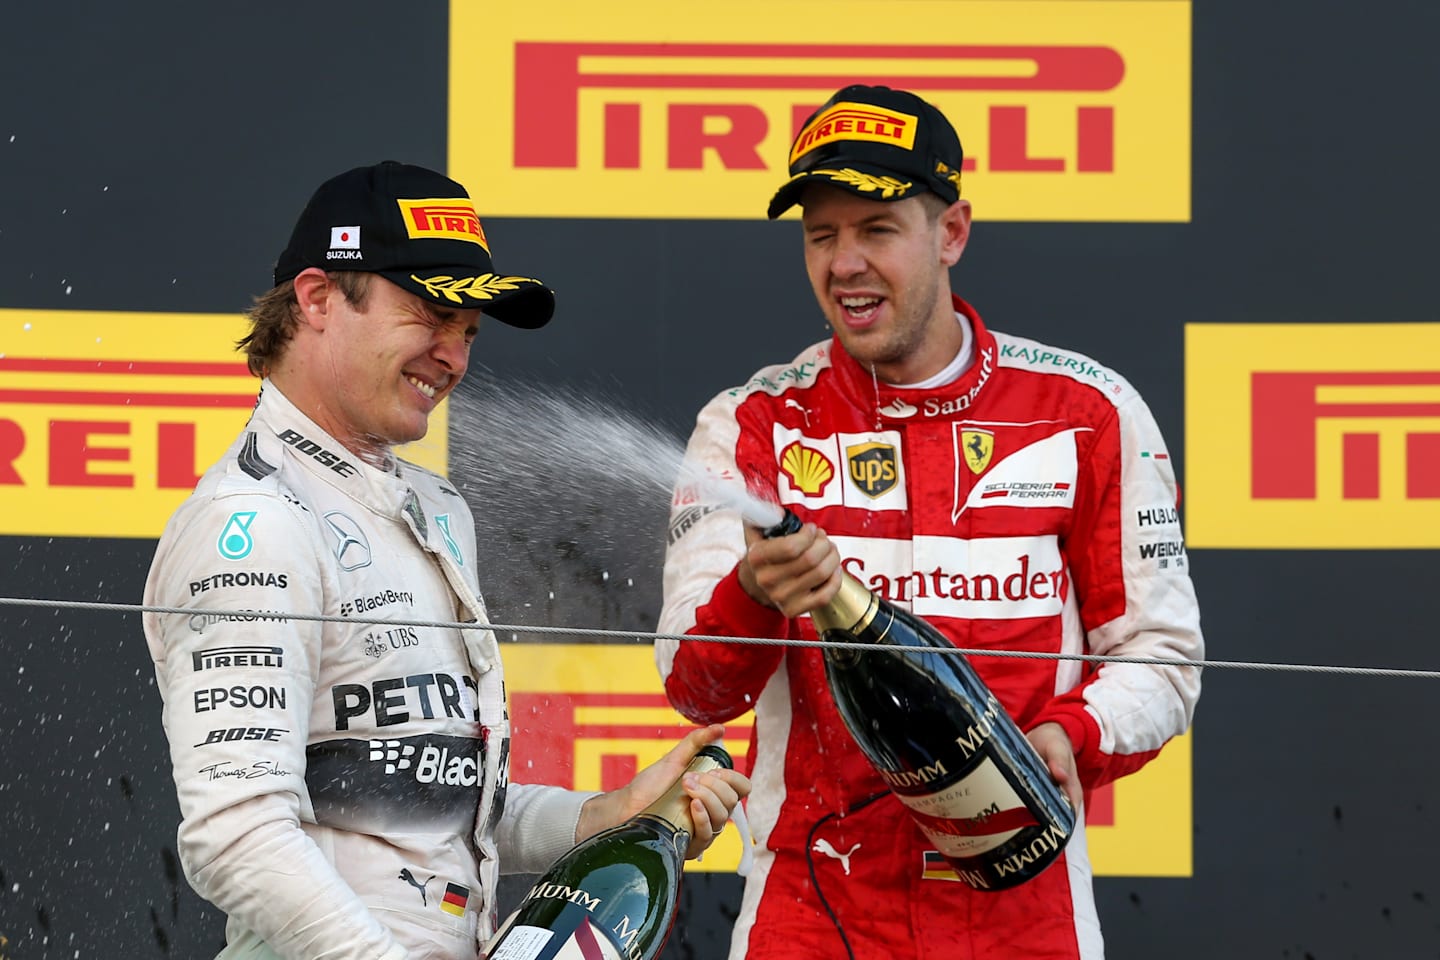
[656,84,1202,960]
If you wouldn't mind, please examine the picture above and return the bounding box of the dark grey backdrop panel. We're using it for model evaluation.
[0,538,224,956]
[3,1,1439,958]
[0,2,452,317]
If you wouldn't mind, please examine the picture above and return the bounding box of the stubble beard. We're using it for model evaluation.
[836,273,948,379]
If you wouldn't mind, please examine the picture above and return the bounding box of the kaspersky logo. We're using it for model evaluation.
[1186,323,1440,548]
[448,1,1191,221]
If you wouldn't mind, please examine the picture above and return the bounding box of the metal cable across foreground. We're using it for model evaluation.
[3,594,1437,681]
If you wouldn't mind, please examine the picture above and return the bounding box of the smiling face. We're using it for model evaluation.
[799,185,972,384]
[276,270,482,465]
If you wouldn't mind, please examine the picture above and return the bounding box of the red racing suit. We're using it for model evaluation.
[656,297,1202,960]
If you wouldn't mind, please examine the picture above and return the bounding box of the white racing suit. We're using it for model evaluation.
[143,382,588,960]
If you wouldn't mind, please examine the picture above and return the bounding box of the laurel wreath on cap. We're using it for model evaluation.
[410,273,534,303]
[813,168,914,198]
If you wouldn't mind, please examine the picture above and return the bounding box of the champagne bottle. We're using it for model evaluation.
[765,509,1074,891]
[483,744,733,960]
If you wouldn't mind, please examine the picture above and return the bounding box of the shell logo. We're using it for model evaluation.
[780,440,835,496]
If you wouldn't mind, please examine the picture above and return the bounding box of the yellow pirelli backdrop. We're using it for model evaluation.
[0,309,448,538]
[448,0,1191,222]
[1186,323,1440,548]
[505,644,1193,876]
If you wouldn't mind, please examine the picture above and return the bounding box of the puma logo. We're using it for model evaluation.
[812,838,862,875]
[398,868,436,905]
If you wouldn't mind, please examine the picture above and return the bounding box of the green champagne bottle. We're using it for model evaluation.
[765,509,1074,891]
[483,744,733,960]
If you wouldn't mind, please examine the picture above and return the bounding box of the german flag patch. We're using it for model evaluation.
[441,882,469,916]
[922,851,963,882]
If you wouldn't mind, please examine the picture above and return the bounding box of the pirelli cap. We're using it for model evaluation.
[766,85,964,220]
[274,161,554,328]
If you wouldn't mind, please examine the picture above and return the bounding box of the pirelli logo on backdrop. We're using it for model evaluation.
[502,643,1193,877]
[0,309,448,539]
[448,1,1191,221]
[1186,324,1440,548]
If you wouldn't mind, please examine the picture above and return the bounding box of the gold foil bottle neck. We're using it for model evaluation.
[810,572,881,637]
[639,747,731,832]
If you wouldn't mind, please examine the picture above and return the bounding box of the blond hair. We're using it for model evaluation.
[236,272,372,377]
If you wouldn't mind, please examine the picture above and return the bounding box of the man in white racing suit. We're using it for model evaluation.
[143,161,748,960]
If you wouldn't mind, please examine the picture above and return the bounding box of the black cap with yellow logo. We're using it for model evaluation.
[766,85,964,220]
[274,161,554,329]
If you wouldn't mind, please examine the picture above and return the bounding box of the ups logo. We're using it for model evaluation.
[847,442,899,498]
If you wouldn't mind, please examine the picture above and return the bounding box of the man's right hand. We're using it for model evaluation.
[737,519,843,617]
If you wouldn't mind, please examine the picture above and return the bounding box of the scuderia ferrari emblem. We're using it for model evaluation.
[961,429,995,475]
[847,442,899,498]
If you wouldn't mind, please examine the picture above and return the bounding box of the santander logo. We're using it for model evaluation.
[830,534,1068,621]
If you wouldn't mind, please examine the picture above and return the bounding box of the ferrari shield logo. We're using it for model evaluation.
[961,430,995,475]
[847,442,898,498]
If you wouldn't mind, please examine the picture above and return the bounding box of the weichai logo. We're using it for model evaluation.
[0,309,448,538]
[1187,324,1440,548]
[396,198,488,247]
[503,642,1192,877]
[448,2,1190,221]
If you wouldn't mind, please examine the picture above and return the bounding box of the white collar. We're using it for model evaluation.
[892,311,974,390]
